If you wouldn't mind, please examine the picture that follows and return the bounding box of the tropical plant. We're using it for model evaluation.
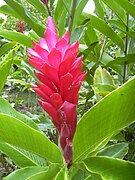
[0,0,135,179]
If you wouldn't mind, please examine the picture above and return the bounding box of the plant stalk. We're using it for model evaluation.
[68,0,78,34]
[123,12,129,83]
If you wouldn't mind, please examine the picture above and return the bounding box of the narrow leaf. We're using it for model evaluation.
[102,0,126,24]
[0,42,16,57]
[0,30,33,47]
[114,0,135,19]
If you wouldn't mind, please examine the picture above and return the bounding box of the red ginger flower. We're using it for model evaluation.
[27,16,86,165]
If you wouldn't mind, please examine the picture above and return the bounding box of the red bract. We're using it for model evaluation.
[27,16,87,165]
[18,21,24,34]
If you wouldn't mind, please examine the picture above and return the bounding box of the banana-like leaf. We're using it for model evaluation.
[73,77,135,162]
[0,113,63,164]
[4,166,48,180]
[0,142,37,167]
[55,167,68,180]
[0,97,39,131]
[27,164,60,180]
[93,0,104,19]
[83,156,135,180]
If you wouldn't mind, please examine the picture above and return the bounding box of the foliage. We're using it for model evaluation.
[0,0,135,179]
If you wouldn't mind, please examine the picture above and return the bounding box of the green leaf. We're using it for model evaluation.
[94,66,114,86]
[83,156,135,180]
[93,0,104,19]
[0,97,39,131]
[0,142,37,167]
[0,58,12,93]
[0,42,16,57]
[0,30,33,47]
[93,66,116,95]
[73,77,135,162]
[55,167,68,180]
[26,0,46,15]
[114,0,135,19]
[108,20,135,40]
[84,25,100,58]
[27,164,60,180]
[102,0,126,24]
[0,113,63,164]
[106,54,135,66]
[0,4,20,18]
[92,84,116,96]
[82,13,124,50]
[4,166,48,180]
[97,143,128,159]
[71,25,86,43]
[72,0,89,31]
[4,0,45,37]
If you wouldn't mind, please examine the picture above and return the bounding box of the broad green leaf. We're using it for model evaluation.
[4,0,45,37]
[106,54,135,66]
[27,0,47,15]
[0,42,16,57]
[94,67,114,86]
[98,143,128,159]
[15,147,47,166]
[27,164,60,180]
[0,113,63,164]
[83,156,135,180]
[114,0,135,19]
[102,0,126,24]
[72,0,89,31]
[0,142,37,167]
[92,84,116,96]
[73,77,135,162]
[0,97,39,131]
[93,0,104,19]
[82,13,124,50]
[0,30,33,47]
[0,58,12,93]
[4,166,48,180]
[55,167,68,180]
[93,66,116,95]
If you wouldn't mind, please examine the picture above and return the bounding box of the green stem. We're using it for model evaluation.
[123,12,129,83]
[46,3,51,16]
[97,36,107,66]
[68,0,78,34]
